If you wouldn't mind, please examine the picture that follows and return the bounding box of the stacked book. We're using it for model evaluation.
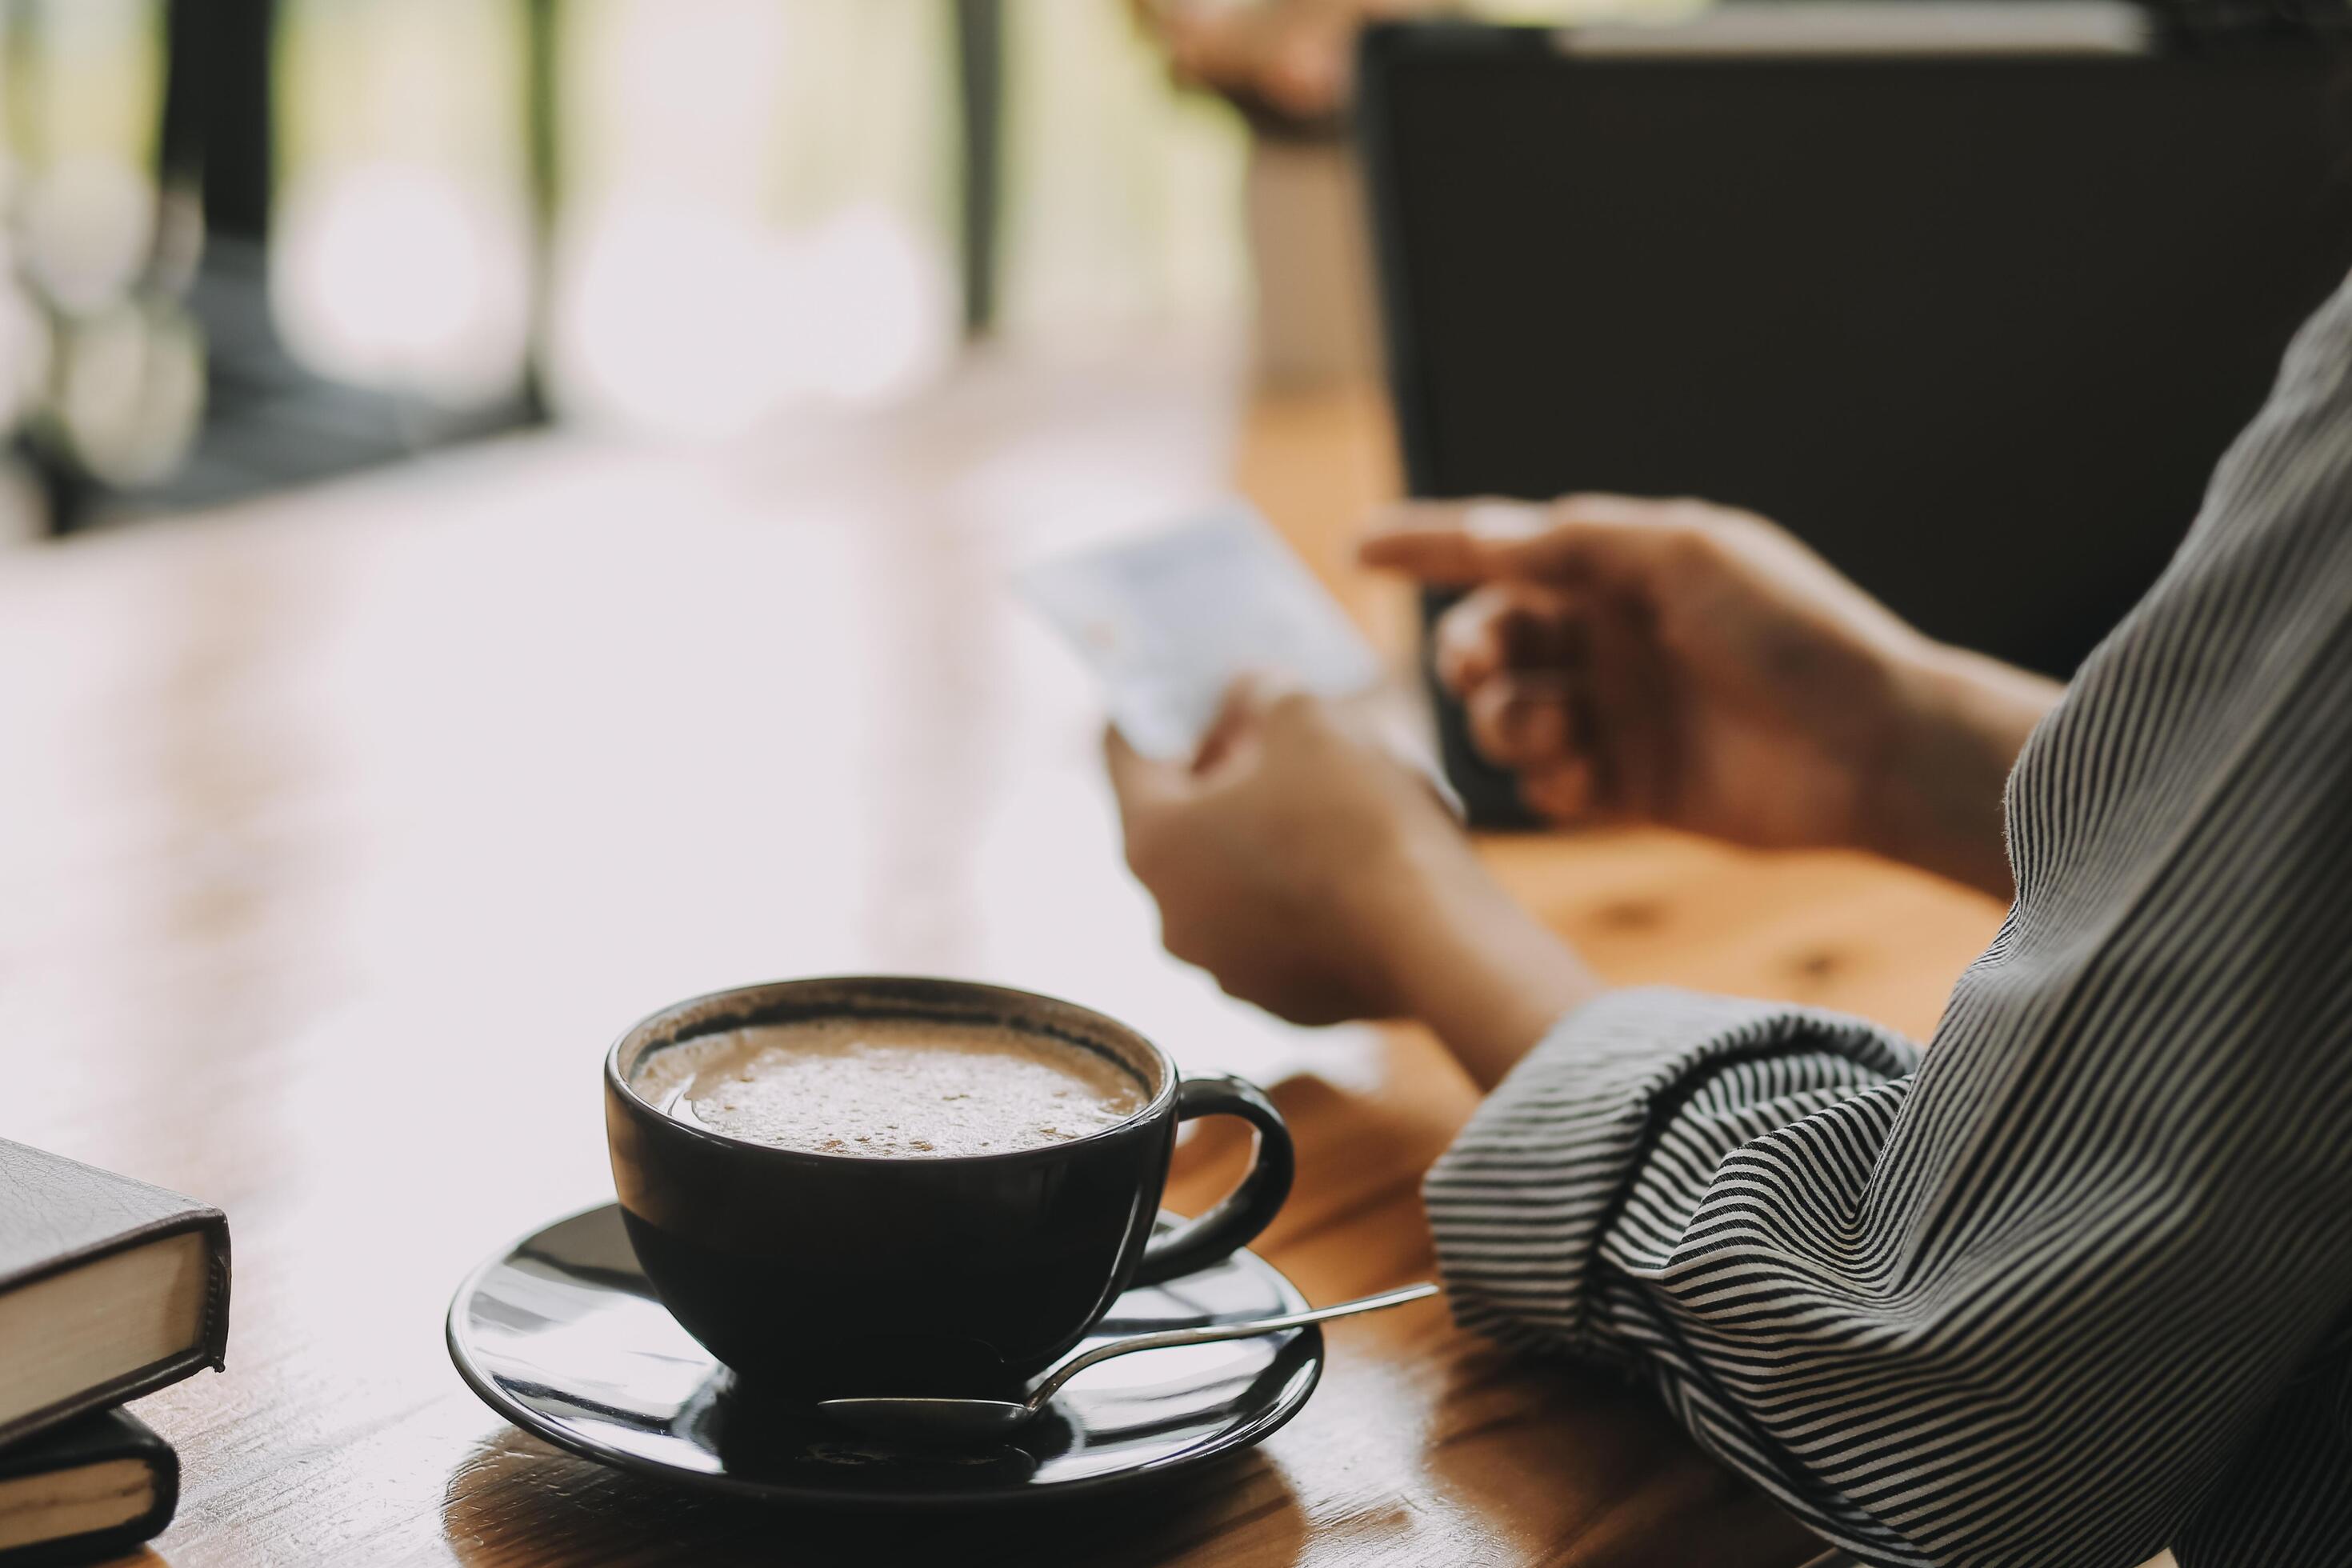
[0,1140,230,1564]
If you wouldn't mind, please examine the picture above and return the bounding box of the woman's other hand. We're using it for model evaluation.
[1130,0,1446,124]
[1363,495,2057,899]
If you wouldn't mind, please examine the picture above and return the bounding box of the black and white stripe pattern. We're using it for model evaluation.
[1425,270,2352,1568]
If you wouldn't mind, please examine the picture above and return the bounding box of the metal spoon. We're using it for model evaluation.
[817,1282,1441,1442]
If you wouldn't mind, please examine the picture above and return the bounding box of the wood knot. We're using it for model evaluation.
[1791,948,1845,981]
[1590,898,1663,933]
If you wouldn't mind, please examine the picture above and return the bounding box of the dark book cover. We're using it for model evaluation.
[0,1408,179,1566]
[0,1140,230,1448]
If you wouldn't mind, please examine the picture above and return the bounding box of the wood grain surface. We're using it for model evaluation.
[0,344,2013,1566]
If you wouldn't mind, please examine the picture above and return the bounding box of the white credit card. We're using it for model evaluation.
[1016,503,1384,759]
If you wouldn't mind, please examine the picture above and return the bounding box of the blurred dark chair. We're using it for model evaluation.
[27,0,539,534]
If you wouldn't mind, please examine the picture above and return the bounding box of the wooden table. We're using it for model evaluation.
[1,341,2009,1566]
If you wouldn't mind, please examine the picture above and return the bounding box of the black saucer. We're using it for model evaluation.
[446,1203,1323,1506]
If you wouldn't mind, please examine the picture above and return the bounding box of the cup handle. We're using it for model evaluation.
[1132,1074,1297,1286]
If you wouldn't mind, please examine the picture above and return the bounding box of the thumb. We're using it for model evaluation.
[1194,671,1279,774]
[1102,724,1192,814]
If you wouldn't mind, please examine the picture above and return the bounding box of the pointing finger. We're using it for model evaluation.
[1360,499,1551,584]
[1365,493,1704,586]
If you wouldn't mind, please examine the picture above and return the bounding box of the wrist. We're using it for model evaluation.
[1360,825,1602,1088]
[1858,639,2061,899]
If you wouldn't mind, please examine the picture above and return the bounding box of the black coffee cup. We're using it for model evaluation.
[604,976,1295,1401]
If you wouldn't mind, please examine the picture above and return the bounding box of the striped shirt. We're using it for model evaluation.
[1424,270,2352,1568]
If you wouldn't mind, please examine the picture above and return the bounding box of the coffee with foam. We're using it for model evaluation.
[628,1017,1149,1158]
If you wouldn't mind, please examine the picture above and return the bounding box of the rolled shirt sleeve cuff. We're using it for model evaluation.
[1423,986,1921,1366]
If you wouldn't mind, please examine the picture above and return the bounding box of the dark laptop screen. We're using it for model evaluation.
[1361,26,2352,678]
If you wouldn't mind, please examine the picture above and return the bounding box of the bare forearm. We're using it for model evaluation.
[1861,643,2062,902]
[1369,838,1602,1089]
